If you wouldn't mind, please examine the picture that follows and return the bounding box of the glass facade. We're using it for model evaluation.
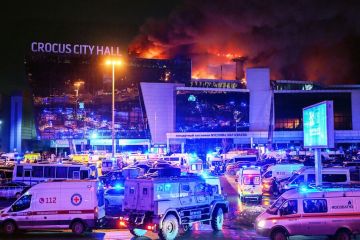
[274,92,352,131]
[26,54,191,140]
[176,90,250,132]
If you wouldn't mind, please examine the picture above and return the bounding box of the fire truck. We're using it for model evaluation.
[120,171,229,240]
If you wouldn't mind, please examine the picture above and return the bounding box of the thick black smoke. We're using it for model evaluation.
[129,0,360,84]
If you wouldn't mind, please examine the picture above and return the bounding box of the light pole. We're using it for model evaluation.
[106,59,122,158]
[0,120,2,152]
[73,80,84,121]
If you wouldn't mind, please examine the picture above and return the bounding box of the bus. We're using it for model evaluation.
[12,163,97,185]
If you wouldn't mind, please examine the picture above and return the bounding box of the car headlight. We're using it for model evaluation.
[257,220,266,228]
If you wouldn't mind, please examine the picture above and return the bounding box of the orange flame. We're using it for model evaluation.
[135,46,167,59]
[132,45,245,80]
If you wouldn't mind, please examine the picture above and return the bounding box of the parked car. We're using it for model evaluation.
[0,182,28,199]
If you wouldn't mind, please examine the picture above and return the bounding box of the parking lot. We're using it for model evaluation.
[0,174,340,240]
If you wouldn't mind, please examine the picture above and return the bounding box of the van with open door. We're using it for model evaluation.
[280,167,352,192]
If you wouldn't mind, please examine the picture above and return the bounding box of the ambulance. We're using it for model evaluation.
[101,159,115,175]
[236,167,262,202]
[187,159,203,175]
[0,180,105,235]
[256,187,360,240]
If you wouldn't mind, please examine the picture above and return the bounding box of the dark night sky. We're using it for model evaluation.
[1,0,360,95]
[0,0,182,94]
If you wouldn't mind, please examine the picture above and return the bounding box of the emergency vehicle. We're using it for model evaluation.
[187,159,203,175]
[162,153,190,167]
[101,159,115,175]
[262,164,304,193]
[0,180,105,235]
[262,164,304,181]
[121,173,229,240]
[126,153,148,165]
[206,154,223,172]
[236,167,262,202]
[12,163,97,185]
[225,154,258,165]
[256,187,360,240]
[280,167,353,192]
[220,149,258,161]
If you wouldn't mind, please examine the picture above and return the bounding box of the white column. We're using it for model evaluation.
[314,148,322,186]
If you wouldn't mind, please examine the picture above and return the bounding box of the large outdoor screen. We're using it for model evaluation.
[303,101,334,148]
[176,90,250,132]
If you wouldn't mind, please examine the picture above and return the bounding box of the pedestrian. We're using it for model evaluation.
[272,177,279,196]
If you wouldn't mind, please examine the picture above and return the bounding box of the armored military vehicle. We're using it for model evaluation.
[120,171,229,240]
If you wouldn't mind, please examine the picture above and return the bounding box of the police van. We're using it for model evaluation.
[0,180,105,235]
[121,172,229,240]
[255,187,360,240]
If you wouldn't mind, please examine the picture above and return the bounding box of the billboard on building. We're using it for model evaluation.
[303,101,334,148]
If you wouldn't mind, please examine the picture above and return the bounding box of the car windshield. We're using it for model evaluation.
[157,164,170,168]
[263,171,272,178]
[148,169,158,174]
[288,173,299,182]
[266,197,286,215]
[169,158,180,162]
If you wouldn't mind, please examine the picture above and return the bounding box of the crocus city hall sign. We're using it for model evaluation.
[31,42,121,56]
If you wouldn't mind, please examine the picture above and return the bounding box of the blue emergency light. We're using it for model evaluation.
[114,184,124,190]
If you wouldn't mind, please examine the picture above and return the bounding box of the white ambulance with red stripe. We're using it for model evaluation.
[256,187,360,240]
[0,180,105,235]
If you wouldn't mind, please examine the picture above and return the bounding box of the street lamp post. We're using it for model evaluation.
[73,80,84,121]
[106,59,122,158]
[0,120,2,152]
